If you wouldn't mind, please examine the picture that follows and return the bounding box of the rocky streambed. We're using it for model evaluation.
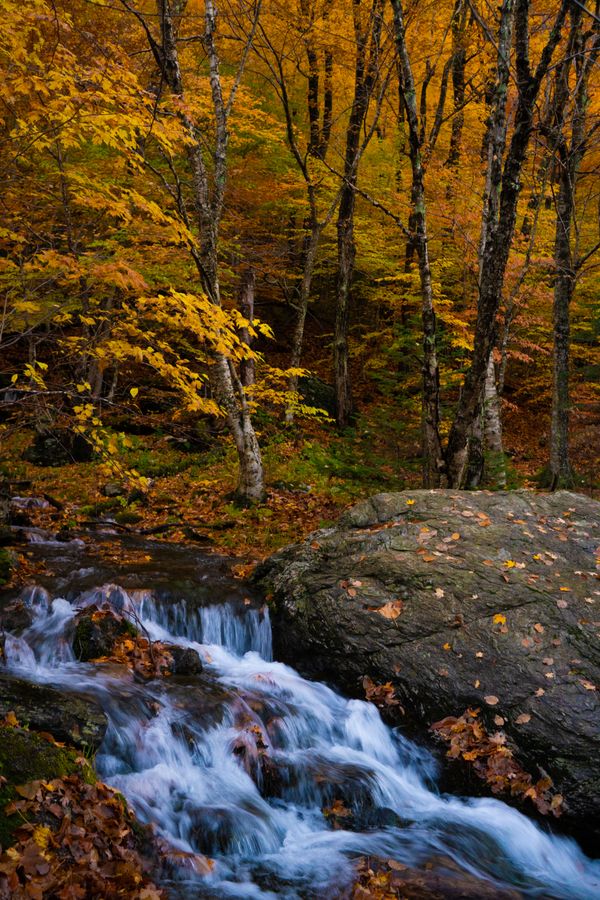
[0,494,599,898]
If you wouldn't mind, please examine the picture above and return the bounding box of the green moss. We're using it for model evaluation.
[0,726,82,849]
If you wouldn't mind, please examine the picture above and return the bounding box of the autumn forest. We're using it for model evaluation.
[1,2,600,897]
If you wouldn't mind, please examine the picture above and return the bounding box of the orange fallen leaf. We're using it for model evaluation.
[373,600,403,620]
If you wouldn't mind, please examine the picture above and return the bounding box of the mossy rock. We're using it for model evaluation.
[0,675,107,752]
[0,548,16,587]
[0,725,94,849]
[73,607,138,661]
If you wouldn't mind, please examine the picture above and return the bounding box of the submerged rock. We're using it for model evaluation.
[0,675,107,751]
[256,490,600,839]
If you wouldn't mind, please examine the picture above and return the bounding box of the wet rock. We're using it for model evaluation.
[0,599,33,635]
[73,605,138,661]
[0,675,107,751]
[256,490,600,839]
[354,855,522,899]
[166,645,202,676]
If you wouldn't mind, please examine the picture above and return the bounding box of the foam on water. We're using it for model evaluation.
[2,581,599,899]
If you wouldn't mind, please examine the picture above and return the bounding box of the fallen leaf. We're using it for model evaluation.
[484,695,499,706]
[373,600,403,620]
[494,715,505,726]
[450,532,461,541]
[535,688,545,697]
[515,713,531,725]
[534,623,544,633]
[493,614,506,626]
[557,599,568,609]
[580,680,596,691]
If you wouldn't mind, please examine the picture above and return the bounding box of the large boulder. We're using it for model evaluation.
[256,490,600,839]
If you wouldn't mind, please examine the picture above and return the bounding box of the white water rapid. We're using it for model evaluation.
[3,583,600,899]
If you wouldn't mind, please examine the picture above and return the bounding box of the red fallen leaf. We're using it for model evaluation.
[310,541,321,550]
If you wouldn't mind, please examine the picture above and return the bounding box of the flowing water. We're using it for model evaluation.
[2,574,600,899]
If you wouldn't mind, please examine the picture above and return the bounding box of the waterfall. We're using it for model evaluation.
[1,580,599,899]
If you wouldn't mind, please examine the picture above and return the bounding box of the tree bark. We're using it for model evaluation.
[134,0,265,502]
[548,5,598,489]
[445,0,569,488]
[238,269,256,388]
[334,0,385,429]
[391,0,445,487]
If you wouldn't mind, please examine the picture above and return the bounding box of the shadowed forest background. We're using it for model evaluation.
[1,0,599,560]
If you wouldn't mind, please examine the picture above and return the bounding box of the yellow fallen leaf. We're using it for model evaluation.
[493,614,507,626]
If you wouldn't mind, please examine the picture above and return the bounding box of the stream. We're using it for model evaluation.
[1,542,600,899]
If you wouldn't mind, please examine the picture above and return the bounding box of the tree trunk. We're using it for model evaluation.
[483,357,506,487]
[335,193,355,429]
[148,0,265,503]
[238,269,256,388]
[547,3,597,489]
[334,0,385,429]
[287,223,321,415]
[445,0,568,487]
[391,0,445,487]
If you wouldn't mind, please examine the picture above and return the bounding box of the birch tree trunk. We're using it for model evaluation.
[129,0,265,503]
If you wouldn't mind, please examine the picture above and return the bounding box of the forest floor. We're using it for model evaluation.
[3,391,599,589]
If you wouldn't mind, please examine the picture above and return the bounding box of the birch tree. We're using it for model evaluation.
[121,0,266,502]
